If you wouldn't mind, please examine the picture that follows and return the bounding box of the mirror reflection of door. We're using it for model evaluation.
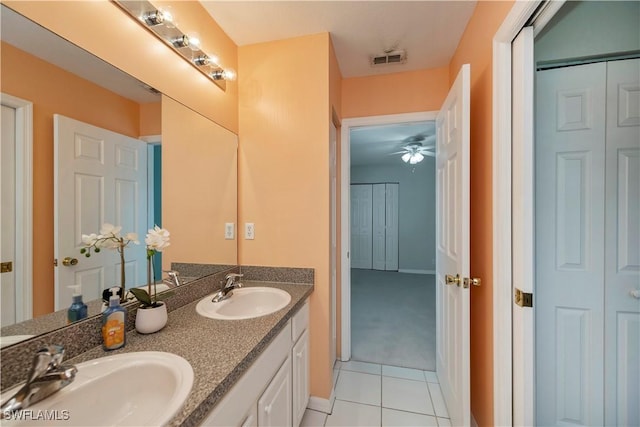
[54,115,149,310]
[1,104,17,324]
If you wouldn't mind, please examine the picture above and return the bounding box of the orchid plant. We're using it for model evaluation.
[128,226,170,308]
[80,223,139,303]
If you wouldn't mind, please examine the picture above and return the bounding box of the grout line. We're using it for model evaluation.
[334,397,382,410]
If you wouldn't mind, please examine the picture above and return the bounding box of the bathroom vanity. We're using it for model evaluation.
[53,280,312,427]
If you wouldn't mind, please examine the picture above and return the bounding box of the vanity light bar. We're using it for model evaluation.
[112,0,235,90]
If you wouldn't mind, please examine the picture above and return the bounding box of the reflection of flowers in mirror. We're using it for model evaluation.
[81,223,139,255]
[80,223,139,302]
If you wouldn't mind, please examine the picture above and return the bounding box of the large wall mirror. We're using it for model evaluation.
[0,5,238,345]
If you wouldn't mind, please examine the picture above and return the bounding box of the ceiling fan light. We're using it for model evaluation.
[414,153,424,162]
[401,153,411,163]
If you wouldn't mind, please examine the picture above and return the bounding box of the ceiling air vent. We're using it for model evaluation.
[370,50,407,67]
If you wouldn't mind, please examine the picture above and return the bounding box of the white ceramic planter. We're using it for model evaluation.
[135,302,168,334]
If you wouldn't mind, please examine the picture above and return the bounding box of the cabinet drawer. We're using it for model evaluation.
[292,301,309,341]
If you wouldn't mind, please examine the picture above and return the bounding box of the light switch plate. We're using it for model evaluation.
[245,223,255,240]
[225,223,235,240]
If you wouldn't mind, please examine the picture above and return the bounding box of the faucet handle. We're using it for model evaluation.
[27,345,64,383]
[225,273,243,280]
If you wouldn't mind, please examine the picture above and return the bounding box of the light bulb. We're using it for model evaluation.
[193,55,210,66]
[171,35,190,48]
[211,68,236,81]
[414,153,424,162]
[188,35,201,51]
[142,10,164,26]
[401,153,411,163]
[409,156,419,164]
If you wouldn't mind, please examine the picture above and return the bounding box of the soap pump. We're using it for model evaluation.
[101,288,126,351]
[67,284,88,324]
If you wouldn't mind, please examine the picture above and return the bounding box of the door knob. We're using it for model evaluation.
[62,257,78,267]
[630,290,640,299]
[445,274,460,286]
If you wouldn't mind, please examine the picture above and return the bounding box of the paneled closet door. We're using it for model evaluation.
[535,62,606,426]
[385,183,399,271]
[604,58,640,427]
[372,184,386,270]
[350,184,373,269]
[536,58,640,426]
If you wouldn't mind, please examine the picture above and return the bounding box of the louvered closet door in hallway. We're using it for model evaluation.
[351,183,398,271]
[535,58,639,426]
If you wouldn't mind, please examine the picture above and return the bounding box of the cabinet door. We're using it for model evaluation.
[241,405,257,427]
[292,329,310,426]
[258,355,292,427]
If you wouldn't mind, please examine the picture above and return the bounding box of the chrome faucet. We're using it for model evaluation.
[162,270,182,288]
[1,345,77,417]
[211,273,244,303]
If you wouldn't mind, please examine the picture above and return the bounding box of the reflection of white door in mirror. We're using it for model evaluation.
[1,105,17,324]
[1,93,33,326]
[54,115,149,310]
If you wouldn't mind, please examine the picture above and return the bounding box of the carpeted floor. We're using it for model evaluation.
[351,269,436,371]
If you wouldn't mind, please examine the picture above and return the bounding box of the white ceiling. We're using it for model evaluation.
[200,1,477,78]
[1,5,160,104]
[350,121,435,167]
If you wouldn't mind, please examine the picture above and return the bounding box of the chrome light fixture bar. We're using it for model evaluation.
[113,0,235,90]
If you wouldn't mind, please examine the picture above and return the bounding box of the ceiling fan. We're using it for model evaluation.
[390,133,436,164]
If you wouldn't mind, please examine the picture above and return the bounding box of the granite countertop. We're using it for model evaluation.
[65,281,313,427]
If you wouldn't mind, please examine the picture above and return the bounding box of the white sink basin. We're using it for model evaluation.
[196,287,291,320]
[0,335,34,349]
[1,351,193,426]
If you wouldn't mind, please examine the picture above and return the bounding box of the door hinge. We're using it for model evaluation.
[515,288,533,307]
[1,261,12,273]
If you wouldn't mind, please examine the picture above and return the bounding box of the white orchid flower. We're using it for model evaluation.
[81,233,99,246]
[124,232,139,245]
[100,223,122,237]
[145,226,170,252]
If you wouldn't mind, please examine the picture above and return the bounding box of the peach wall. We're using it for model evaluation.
[238,33,333,399]
[161,96,238,268]
[448,1,514,426]
[1,42,145,317]
[342,67,449,118]
[4,0,238,134]
[139,102,162,136]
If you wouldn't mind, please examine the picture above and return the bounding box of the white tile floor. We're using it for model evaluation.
[301,360,451,427]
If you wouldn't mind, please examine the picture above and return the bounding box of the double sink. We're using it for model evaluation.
[1,287,293,426]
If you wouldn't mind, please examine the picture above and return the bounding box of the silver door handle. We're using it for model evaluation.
[630,290,640,299]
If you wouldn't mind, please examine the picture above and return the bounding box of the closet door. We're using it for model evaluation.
[372,184,386,270]
[351,185,372,269]
[603,58,640,427]
[385,183,399,271]
[535,62,606,426]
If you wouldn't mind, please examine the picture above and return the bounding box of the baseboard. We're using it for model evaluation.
[471,412,478,427]
[398,269,435,275]
[307,388,336,414]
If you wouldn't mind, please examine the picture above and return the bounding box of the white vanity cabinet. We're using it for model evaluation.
[258,355,292,427]
[292,305,310,426]
[200,300,309,427]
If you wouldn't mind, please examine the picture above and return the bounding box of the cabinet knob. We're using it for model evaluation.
[296,351,303,358]
[264,405,272,414]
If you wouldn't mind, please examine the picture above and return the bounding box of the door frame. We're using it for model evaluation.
[492,1,565,424]
[339,111,436,361]
[1,93,33,322]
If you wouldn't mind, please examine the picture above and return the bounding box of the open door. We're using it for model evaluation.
[54,115,148,309]
[435,63,471,426]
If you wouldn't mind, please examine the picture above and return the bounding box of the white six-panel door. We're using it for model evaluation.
[55,115,148,309]
[535,58,640,426]
[536,61,607,426]
[350,184,373,269]
[1,105,17,325]
[372,183,386,270]
[603,58,639,427]
[384,183,399,271]
[435,63,470,426]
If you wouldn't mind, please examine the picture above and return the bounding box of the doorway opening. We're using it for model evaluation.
[340,112,437,371]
